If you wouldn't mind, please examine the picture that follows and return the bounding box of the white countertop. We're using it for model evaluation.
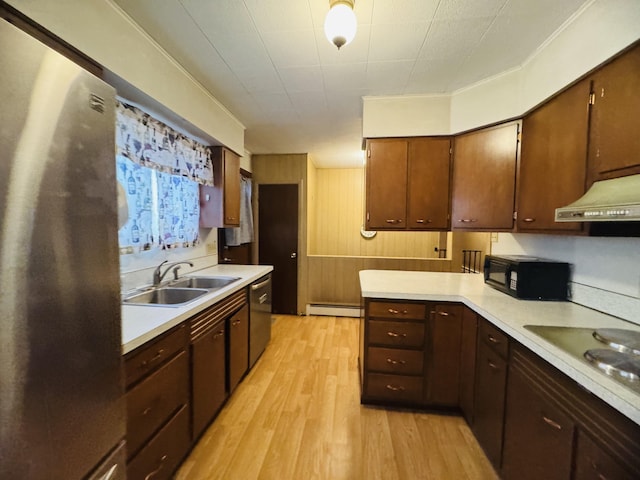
[360,269,640,425]
[121,264,272,355]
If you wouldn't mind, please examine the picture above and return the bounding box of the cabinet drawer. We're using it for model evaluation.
[126,351,189,459]
[368,320,425,348]
[368,347,424,375]
[125,324,187,388]
[127,405,190,480]
[479,320,509,359]
[368,301,426,320]
[365,373,423,403]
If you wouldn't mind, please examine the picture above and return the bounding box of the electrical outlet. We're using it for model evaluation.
[491,232,499,242]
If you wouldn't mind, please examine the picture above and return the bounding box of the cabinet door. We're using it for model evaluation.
[518,79,590,232]
[191,320,227,440]
[589,44,640,181]
[228,305,249,393]
[222,148,241,226]
[574,429,635,480]
[459,307,477,425]
[473,338,508,469]
[407,137,452,230]
[502,365,574,480]
[365,139,408,229]
[426,304,462,406]
[452,123,519,230]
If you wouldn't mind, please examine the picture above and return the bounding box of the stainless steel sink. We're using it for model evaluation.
[123,287,209,306]
[169,276,240,290]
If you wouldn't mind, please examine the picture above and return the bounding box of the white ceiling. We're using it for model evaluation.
[113,0,590,167]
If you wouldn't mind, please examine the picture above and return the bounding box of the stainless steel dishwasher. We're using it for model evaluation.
[249,274,272,367]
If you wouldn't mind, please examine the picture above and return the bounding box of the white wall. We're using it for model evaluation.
[7,0,245,155]
[492,234,640,325]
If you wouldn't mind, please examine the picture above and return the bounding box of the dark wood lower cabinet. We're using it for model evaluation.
[459,307,478,425]
[426,304,463,406]
[127,405,190,480]
[502,343,640,480]
[191,318,227,440]
[228,304,249,394]
[501,359,574,480]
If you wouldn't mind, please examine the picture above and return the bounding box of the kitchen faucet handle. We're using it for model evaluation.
[172,265,182,280]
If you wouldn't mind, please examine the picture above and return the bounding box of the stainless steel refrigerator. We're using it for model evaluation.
[0,18,125,480]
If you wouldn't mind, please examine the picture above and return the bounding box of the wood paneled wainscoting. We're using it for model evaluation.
[307,256,452,307]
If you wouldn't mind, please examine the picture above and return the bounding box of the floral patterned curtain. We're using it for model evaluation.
[116,101,207,254]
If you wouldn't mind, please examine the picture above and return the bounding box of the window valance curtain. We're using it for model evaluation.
[115,101,214,186]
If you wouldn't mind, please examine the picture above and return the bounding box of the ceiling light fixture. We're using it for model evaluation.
[324,0,357,50]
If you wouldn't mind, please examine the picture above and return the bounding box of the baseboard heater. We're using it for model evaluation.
[306,304,360,317]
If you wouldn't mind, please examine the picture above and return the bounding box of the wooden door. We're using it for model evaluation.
[452,123,519,230]
[259,184,298,315]
[589,44,640,181]
[365,139,408,229]
[517,79,590,233]
[407,137,452,230]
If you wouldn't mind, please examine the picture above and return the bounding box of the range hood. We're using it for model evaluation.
[555,174,640,222]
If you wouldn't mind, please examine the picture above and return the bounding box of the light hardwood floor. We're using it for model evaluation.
[176,315,498,480]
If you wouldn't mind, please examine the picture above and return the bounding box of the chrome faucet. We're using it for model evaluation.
[152,260,194,286]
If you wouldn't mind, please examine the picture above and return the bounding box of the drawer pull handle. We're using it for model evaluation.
[386,358,406,366]
[437,311,449,317]
[415,219,432,224]
[487,361,499,370]
[487,334,499,344]
[385,384,405,392]
[387,308,408,315]
[142,406,152,416]
[140,349,165,369]
[542,415,562,430]
[387,331,407,338]
[144,455,167,480]
[458,218,478,223]
[523,218,536,223]
[385,219,403,224]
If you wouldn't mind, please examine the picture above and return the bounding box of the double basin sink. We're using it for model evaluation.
[123,276,241,307]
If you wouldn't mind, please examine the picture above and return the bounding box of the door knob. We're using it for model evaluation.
[290,252,297,259]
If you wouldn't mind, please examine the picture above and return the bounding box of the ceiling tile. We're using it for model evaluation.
[433,0,507,21]
[279,66,325,92]
[371,0,440,25]
[234,64,284,94]
[365,60,414,94]
[288,91,329,115]
[368,23,430,62]
[243,0,314,31]
[322,63,367,91]
[419,17,494,60]
[260,29,320,68]
[180,0,256,36]
[405,57,460,93]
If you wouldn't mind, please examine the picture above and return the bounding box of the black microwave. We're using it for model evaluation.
[484,255,570,300]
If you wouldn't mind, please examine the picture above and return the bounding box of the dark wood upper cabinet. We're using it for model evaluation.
[365,139,408,230]
[452,122,519,231]
[516,78,590,233]
[588,43,640,182]
[365,137,451,231]
[200,147,241,228]
[407,137,452,230]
